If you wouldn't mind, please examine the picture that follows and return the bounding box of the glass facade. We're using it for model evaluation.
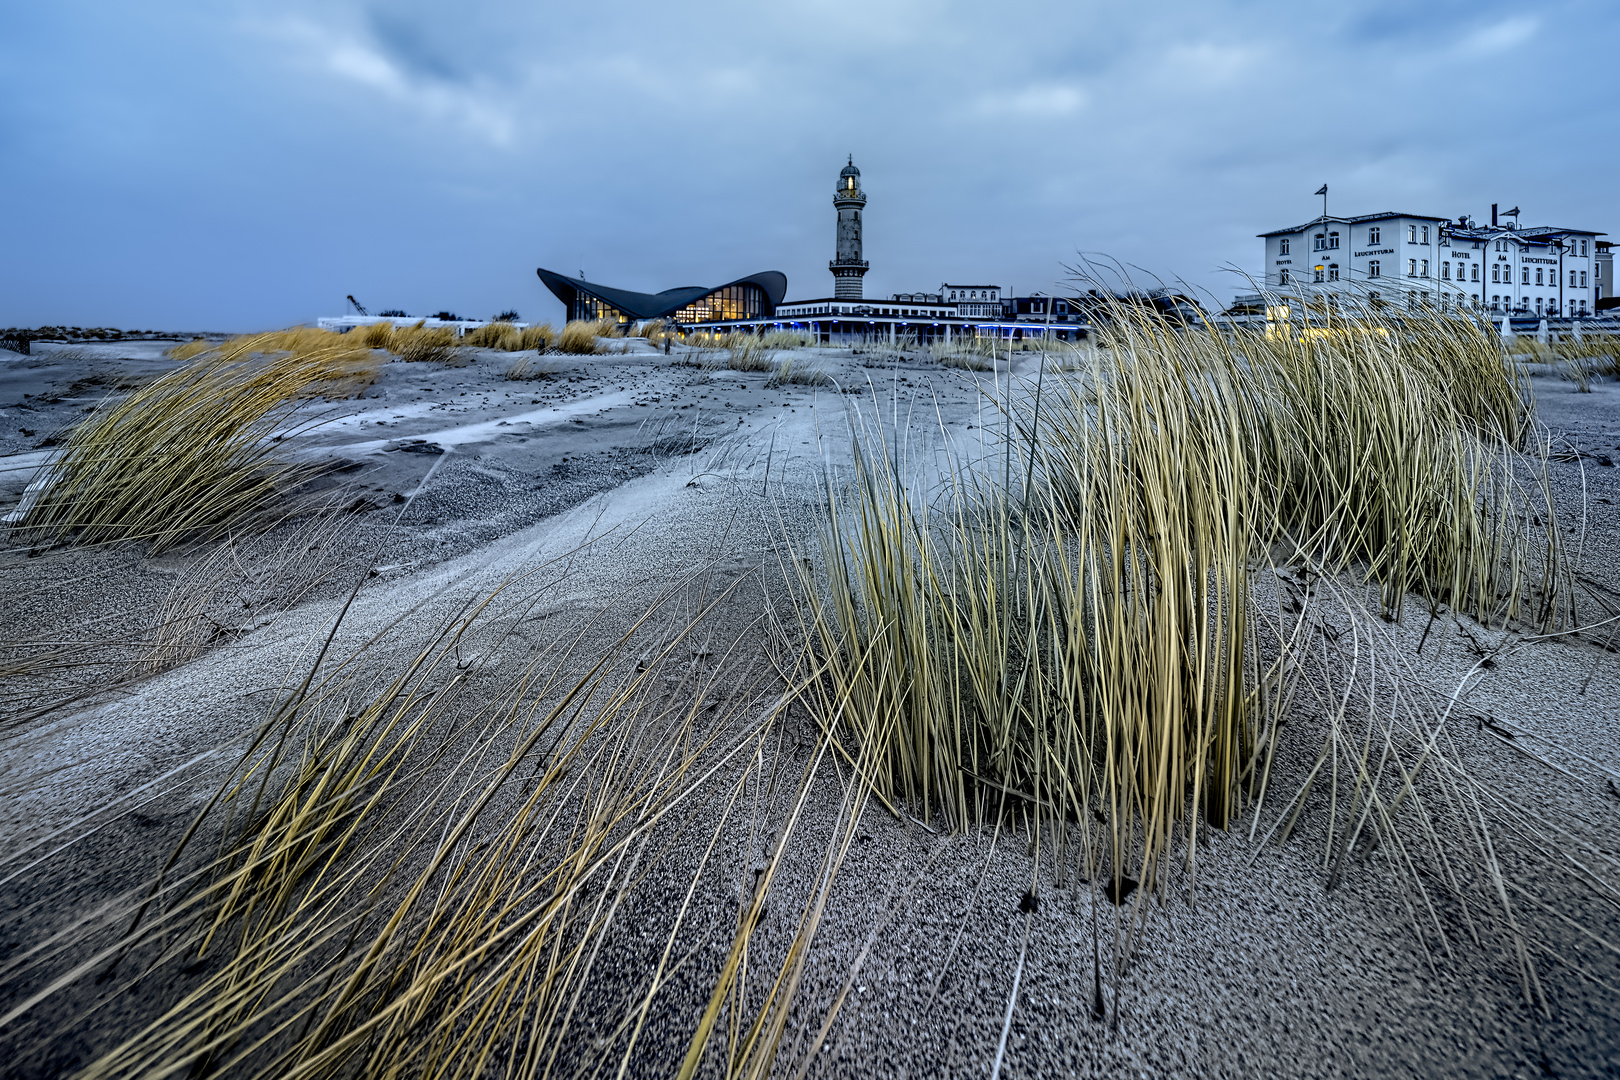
[672,284,767,323]
[571,294,631,325]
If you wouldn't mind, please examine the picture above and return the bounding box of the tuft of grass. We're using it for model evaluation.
[766,357,829,386]
[8,339,379,552]
[520,322,556,351]
[761,329,816,350]
[165,338,213,361]
[503,355,560,380]
[802,296,1567,941]
[557,318,619,354]
[723,335,771,372]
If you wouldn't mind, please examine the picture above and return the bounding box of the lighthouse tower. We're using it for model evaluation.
[830,156,869,299]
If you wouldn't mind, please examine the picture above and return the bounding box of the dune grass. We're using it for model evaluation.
[463,321,557,352]
[10,338,380,552]
[765,357,829,387]
[761,329,816,350]
[502,354,561,380]
[556,317,621,355]
[798,298,1572,991]
[1,556,850,1080]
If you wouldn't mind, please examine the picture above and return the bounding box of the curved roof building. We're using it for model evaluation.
[536,268,787,325]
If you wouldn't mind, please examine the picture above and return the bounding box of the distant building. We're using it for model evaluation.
[534,268,788,327]
[1259,208,1606,316]
[1596,240,1615,308]
[941,285,1004,319]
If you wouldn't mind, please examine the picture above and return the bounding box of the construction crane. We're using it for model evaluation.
[347,295,369,316]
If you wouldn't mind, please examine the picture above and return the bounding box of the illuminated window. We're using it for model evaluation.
[1314,266,1324,283]
[572,294,631,324]
[672,283,768,323]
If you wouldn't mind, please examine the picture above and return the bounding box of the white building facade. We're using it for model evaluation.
[1259,212,1605,316]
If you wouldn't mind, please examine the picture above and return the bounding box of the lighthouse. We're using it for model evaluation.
[830,156,869,299]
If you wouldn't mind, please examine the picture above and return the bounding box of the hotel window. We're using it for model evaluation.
[1314,233,1326,251]
[1279,238,1290,254]
[1442,262,1451,280]
[1328,264,1340,281]
[1421,259,1429,277]
[1472,264,1480,281]
[1491,265,1499,283]
[1522,267,1530,284]
[1278,269,1290,285]
[1535,268,1543,285]
[1581,240,1588,256]
[1408,225,1417,243]
[1328,231,1340,249]
[1408,258,1417,276]
[1314,266,1325,283]
[1368,226,1381,244]
[1368,260,1380,278]
[1421,225,1430,243]
[1581,271,1588,287]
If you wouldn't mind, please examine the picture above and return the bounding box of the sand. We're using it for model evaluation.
[0,339,1616,1078]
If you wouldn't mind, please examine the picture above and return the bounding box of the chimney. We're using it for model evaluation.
[1492,203,1498,227]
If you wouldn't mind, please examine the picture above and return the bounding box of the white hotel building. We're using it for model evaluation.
[1260,212,1604,317]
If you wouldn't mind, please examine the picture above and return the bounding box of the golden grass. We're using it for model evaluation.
[557,318,620,355]
[761,330,815,350]
[10,340,379,552]
[4,560,844,1080]
[765,357,829,386]
[800,297,1568,949]
[502,355,560,380]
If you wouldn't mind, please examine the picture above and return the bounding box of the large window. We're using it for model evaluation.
[572,294,631,324]
[672,283,768,323]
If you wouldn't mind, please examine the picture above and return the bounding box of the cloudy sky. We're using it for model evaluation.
[4,0,1616,329]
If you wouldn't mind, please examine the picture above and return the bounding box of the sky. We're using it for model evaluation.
[3,0,1617,331]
